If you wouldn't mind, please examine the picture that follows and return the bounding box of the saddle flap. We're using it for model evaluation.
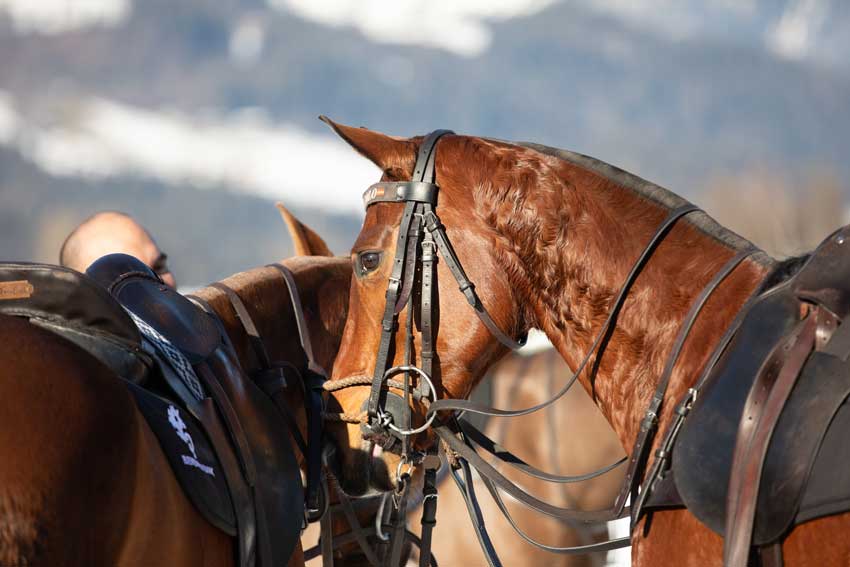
[86,254,220,364]
[673,233,850,545]
[672,287,800,538]
[0,261,139,344]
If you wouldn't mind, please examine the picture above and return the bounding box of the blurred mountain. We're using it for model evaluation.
[0,147,361,285]
[0,0,848,282]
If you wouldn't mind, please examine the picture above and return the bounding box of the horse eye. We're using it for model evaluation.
[359,251,382,274]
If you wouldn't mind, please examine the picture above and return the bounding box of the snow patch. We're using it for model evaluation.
[2,96,379,214]
[0,0,130,35]
[268,0,556,57]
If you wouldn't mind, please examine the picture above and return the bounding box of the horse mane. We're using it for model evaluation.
[513,140,774,267]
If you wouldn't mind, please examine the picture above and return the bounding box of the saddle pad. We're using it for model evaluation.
[124,380,237,536]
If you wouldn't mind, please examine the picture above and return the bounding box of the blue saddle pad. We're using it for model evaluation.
[125,380,237,536]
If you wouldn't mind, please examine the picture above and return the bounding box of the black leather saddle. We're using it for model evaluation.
[0,262,149,381]
[670,224,850,545]
[0,256,304,567]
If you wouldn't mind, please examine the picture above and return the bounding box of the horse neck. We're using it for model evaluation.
[193,257,350,378]
[193,266,305,374]
[493,147,773,449]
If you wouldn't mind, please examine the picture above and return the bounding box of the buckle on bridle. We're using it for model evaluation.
[374,365,438,437]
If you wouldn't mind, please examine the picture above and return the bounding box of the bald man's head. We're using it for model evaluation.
[60,211,176,287]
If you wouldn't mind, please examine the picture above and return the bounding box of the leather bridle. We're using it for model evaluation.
[328,130,760,566]
[199,265,437,567]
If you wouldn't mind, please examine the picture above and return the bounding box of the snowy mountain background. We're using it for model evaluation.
[1,0,848,285]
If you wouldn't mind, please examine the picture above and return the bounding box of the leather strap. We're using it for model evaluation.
[199,275,327,519]
[267,263,326,376]
[386,482,411,567]
[267,263,327,516]
[724,312,817,567]
[320,506,335,567]
[435,424,627,523]
[426,205,700,425]
[329,475,383,566]
[631,259,769,517]
[450,455,502,567]
[760,542,785,567]
[458,419,626,483]
[196,396,258,567]
[367,199,419,421]
[196,362,257,486]
[418,466,439,567]
[363,181,439,207]
[478,473,631,555]
[394,214,422,315]
[628,248,754,522]
[210,282,273,371]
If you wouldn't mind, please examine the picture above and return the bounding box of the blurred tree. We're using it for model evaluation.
[701,168,845,258]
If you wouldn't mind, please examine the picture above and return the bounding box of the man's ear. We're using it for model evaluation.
[319,116,416,178]
[276,202,333,257]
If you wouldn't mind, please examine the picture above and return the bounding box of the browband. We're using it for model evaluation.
[363,181,438,209]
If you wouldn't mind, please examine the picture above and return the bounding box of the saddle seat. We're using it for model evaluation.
[0,255,304,567]
[86,254,220,364]
[666,224,850,546]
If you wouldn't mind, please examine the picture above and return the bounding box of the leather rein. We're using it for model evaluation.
[327,130,760,566]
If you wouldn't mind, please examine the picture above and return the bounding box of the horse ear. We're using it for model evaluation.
[276,202,333,257]
[319,116,415,175]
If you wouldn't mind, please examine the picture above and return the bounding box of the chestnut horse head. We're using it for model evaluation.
[321,120,537,495]
[320,118,769,499]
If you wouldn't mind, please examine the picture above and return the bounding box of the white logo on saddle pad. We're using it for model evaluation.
[168,405,215,477]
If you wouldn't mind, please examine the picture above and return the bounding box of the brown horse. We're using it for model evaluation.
[318,119,850,566]
[283,208,626,567]
[0,250,349,566]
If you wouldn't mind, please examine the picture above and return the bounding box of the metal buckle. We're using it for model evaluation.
[374,365,438,436]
